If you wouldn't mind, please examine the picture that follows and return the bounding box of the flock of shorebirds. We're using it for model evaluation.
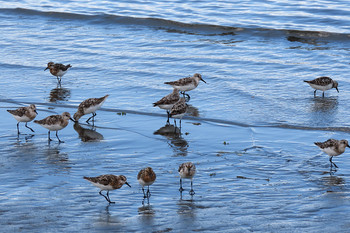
[6,62,203,203]
[5,62,349,204]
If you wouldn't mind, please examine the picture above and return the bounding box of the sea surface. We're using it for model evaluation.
[1,0,350,232]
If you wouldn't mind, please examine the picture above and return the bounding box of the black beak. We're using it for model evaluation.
[70,117,76,122]
[347,144,350,148]
[34,110,38,114]
[125,182,131,188]
[201,78,207,84]
[336,87,339,93]
[44,67,49,71]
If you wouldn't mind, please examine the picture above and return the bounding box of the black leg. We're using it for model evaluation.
[166,111,170,124]
[189,180,195,195]
[86,113,96,124]
[17,122,20,135]
[314,90,316,97]
[322,92,325,98]
[330,156,338,168]
[48,131,53,142]
[25,122,35,132]
[179,178,184,192]
[56,131,64,143]
[99,190,111,203]
[185,93,191,101]
[147,186,151,198]
[142,187,147,199]
[106,190,115,204]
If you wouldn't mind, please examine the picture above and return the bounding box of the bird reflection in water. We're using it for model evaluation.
[154,124,188,156]
[138,204,155,228]
[49,86,71,103]
[308,97,338,126]
[73,122,104,142]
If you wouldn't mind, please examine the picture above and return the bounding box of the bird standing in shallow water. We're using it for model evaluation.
[178,162,196,195]
[73,95,109,124]
[153,88,180,123]
[164,73,206,100]
[314,139,350,169]
[34,112,73,143]
[7,104,38,134]
[169,98,187,129]
[304,77,339,97]
[137,167,156,199]
[84,174,131,204]
[45,62,72,85]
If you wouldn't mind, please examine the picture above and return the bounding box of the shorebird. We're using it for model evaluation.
[7,104,38,134]
[178,162,196,195]
[164,73,206,100]
[84,174,131,204]
[34,112,73,143]
[314,139,350,169]
[137,167,156,198]
[153,88,180,123]
[73,95,109,124]
[45,62,72,84]
[304,77,339,97]
[169,98,187,129]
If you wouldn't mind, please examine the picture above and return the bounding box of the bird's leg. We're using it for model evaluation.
[185,93,191,102]
[314,90,317,97]
[322,92,325,98]
[25,122,35,132]
[142,187,147,199]
[17,122,20,135]
[330,156,338,168]
[86,113,96,124]
[166,111,170,124]
[99,190,111,203]
[106,190,115,204]
[179,178,184,192]
[189,180,195,195]
[56,131,64,143]
[48,131,53,142]
[147,186,151,198]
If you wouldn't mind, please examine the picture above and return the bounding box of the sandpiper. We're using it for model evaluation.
[304,77,339,97]
[34,112,73,143]
[169,98,187,128]
[153,88,180,122]
[73,95,109,124]
[314,139,350,168]
[7,104,38,134]
[45,62,72,84]
[178,162,196,195]
[137,167,156,199]
[164,73,205,99]
[84,174,131,204]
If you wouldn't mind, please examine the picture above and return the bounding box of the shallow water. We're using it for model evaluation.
[1,0,350,232]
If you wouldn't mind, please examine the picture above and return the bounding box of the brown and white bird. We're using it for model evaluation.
[84,174,131,204]
[304,77,339,97]
[314,139,350,168]
[178,162,196,195]
[7,104,38,134]
[153,88,180,122]
[73,95,109,124]
[137,167,156,198]
[164,73,206,99]
[34,112,73,143]
[45,62,72,84]
[169,98,187,128]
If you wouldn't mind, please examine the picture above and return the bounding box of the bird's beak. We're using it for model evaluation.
[336,87,339,93]
[70,117,76,122]
[35,110,38,115]
[125,182,131,188]
[201,78,207,84]
[347,144,350,148]
[44,67,49,71]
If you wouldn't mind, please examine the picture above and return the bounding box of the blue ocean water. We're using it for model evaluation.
[1,0,350,231]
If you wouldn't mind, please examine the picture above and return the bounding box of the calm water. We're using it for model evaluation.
[1,0,350,232]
